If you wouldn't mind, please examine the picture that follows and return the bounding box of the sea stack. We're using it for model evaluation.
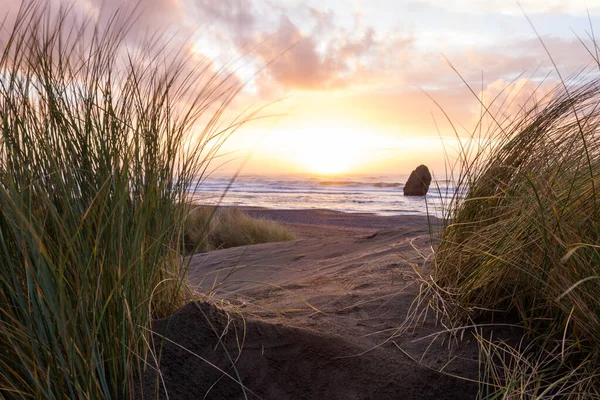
[403,165,432,196]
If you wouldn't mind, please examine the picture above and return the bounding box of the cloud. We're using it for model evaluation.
[85,0,185,30]
[418,0,600,16]
[253,13,413,91]
[185,0,413,91]
[0,0,191,52]
[0,0,242,114]
[3,0,597,133]
[478,78,556,120]
[394,35,596,96]
[0,1,403,95]
[194,0,255,37]
[250,15,343,90]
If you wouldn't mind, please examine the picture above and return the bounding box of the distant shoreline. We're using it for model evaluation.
[225,205,441,234]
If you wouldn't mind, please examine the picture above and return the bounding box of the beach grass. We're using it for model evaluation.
[0,2,245,398]
[184,206,296,252]
[429,65,600,396]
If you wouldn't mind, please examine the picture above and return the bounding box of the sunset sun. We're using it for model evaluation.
[293,133,363,175]
[298,146,359,175]
[265,127,365,175]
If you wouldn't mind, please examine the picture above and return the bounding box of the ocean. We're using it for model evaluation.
[189,175,457,217]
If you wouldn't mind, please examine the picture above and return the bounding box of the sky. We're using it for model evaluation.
[3,0,600,177]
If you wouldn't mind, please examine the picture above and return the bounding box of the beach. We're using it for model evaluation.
[140,208,506,399]
[4,4,598,398]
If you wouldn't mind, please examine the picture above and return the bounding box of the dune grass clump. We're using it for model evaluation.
[431,75,600,396]
[0,3,242,398]
[184,206,296,252]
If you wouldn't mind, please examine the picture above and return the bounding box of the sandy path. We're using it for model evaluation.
[141,209,488,399]
[186,217,432,341]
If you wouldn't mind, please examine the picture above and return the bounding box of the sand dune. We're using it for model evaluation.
[141,209,495,399]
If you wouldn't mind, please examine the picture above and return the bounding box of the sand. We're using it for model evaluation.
[139,208,516,399]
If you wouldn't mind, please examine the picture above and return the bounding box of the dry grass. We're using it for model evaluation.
[184,206,296,252]
[434,76,600,341]
[421,65,600,397]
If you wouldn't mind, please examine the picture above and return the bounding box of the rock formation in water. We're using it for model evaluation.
[403,165,432,196]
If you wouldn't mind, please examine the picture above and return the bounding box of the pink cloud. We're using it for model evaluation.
[195,0,255,37]
[248,14,406,91]
[251,15,344,90]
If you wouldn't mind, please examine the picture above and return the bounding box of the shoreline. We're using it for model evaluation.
[215,204,442,234]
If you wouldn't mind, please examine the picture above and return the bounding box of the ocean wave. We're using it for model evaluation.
[318,181,363,186]
[318,180,403,188]
[373,182,402,188]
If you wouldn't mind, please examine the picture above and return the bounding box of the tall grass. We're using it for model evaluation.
[0,2,243,398]
[184,206,295,252]
[430,67,600,396]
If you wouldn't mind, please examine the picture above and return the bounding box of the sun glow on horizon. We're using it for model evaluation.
[297,145,361,175]
[228,122,458,177]
[265,127,370,176]
[250,123,457,176]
